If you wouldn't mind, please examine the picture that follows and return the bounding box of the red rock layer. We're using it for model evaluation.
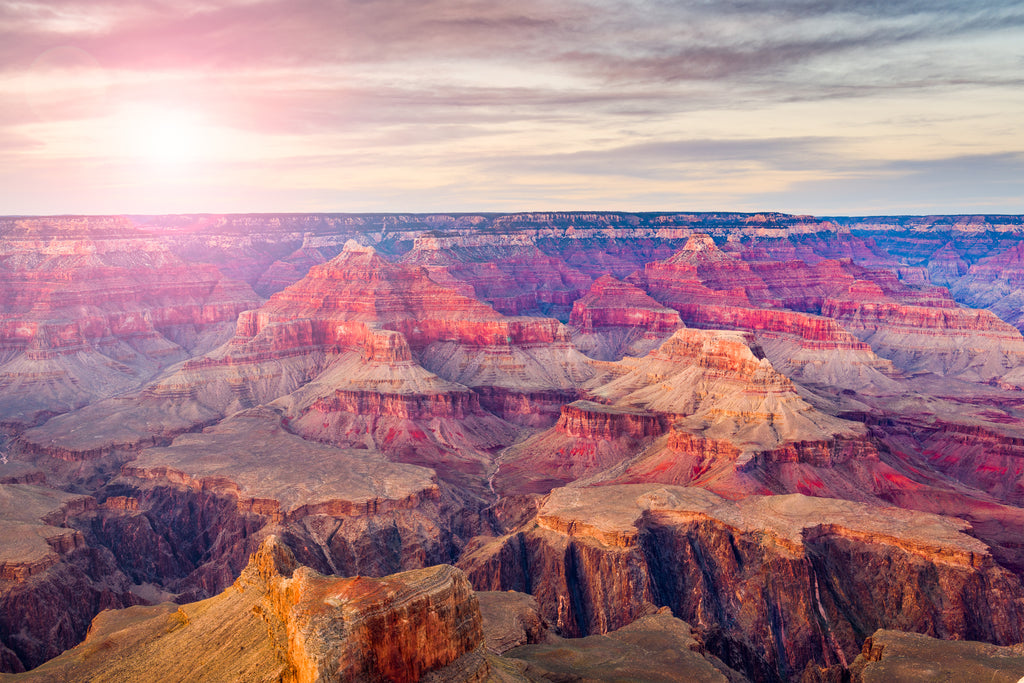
[0,234,260,426]
[545,237,682,279]
[670,303,871,350]
[569,275,681,334]
[404,239,592,320]
[242,244,574,354]
[820,280,1024,379]
[247,538,486,683]
[568,275,683,360]
[558,401,666,440]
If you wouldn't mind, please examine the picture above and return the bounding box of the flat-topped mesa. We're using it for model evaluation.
[1,484,138,674]
[461,484,1024,681]
[103,408,482,589]
[534,485,990,559]
[0,484,92,582]
[848,629,1024,682]
[568,275,683,360]
[557,401,666,441]
[123,408,441,525]
[7,537,488,683]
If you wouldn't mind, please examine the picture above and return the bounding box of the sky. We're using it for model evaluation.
[0,0,1022,216]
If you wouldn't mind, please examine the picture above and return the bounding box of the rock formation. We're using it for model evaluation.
[568,275,683,360]
[4,537,487,683]
[0,484,137,673]
[0,229,259,427]
[846,629,1024,682]
[461,484,1024,682]
[9,213,1024,681]
[403,235,593,320]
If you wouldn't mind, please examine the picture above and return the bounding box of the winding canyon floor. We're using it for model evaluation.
[5,212,1024,681]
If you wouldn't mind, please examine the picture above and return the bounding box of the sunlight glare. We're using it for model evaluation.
[127,108,208,167]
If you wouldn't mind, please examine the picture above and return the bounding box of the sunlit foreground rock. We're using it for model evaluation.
[2,536,755,683]
[2,536,487,683]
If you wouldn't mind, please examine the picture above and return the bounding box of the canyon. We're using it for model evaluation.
[5,212,1024,681]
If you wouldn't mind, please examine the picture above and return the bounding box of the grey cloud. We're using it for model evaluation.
[751,152,1024,215]
[477,136,846,181]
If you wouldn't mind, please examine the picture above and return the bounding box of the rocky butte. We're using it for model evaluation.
[5,212,1024,681]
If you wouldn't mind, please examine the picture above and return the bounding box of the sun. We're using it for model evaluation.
[126,108,208,167]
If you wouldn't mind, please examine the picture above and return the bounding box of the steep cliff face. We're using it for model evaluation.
[15,241,589,456]
[494,328,881,497]
[0,484,138,673]
[13,213,1024,681]
[270,341,520,487]
[494,400,667,494]
[569,275,683,360]
[86,407,484,596]
[6,537,488,683]
[460,485,1024,682]
[629,239,902,392]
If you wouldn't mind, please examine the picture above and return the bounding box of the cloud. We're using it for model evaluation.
[751,152,1024,215]
[478,137,847,182]
[0,0,1021,214]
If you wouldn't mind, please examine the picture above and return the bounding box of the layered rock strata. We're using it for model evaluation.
[495,328,878,496]
[0,231,259,427]
[460,484,1024,682]
[568,275,683,361]
[403,237,592,319]
[0,484,137,673]
[90,407,476,594]
[3,537,487,683]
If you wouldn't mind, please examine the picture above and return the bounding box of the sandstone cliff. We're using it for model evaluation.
[3,537,487,683]
[460,484,1024,682]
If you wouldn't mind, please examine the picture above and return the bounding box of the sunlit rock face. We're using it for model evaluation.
[5,537,489,683]
[460,485,1024,682]
[8,212,1024,681]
